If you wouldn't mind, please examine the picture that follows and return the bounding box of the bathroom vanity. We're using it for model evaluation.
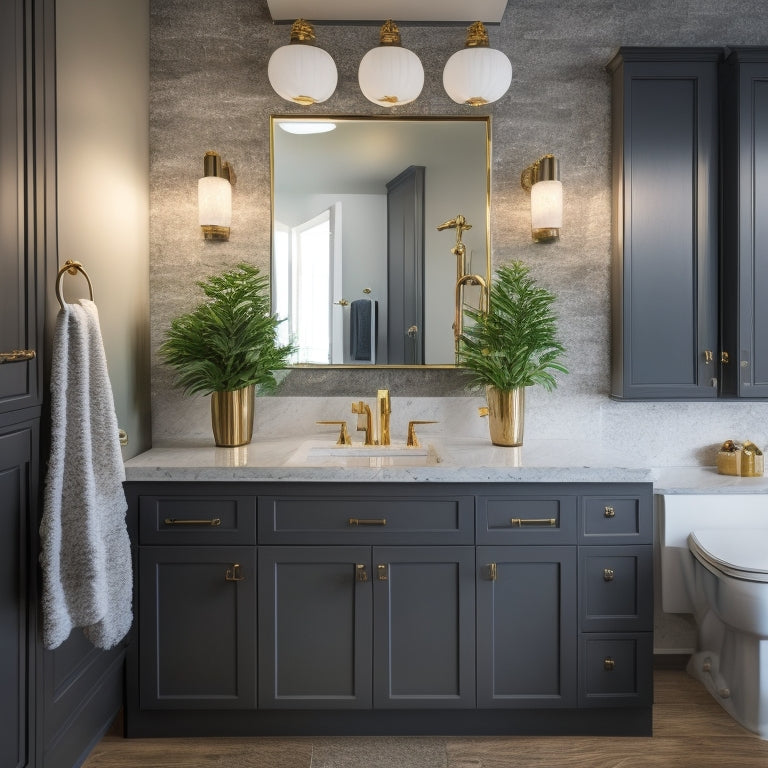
[122,441,654,737]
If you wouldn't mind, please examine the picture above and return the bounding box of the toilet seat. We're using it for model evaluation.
[688,529,768,583]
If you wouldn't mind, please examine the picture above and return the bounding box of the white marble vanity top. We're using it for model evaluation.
[121,435,768,493]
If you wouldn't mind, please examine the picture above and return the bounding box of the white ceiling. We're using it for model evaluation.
[266,0,508,24]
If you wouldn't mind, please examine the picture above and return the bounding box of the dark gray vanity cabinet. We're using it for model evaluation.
[721,49,768,398]
[135,493,258,710]
[609,48,721,400]
[124,481,653,737]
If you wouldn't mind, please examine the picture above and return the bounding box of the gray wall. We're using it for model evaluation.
[57,0,151,458]
[150,0,768,457]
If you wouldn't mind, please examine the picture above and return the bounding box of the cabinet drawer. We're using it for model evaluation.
[580,494,652,544]
[579,546,652,632]
[476,495,577,545]
[258,494,474,544]
[139,495,257,545]
[579,633,653,707]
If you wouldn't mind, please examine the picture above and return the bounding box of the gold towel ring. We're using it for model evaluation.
[55,260,94,309]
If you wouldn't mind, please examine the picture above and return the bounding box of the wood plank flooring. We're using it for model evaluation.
[82,670,768,767]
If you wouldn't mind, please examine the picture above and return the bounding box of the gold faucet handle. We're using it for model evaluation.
[316,420,351,445]
[406,420,438,447]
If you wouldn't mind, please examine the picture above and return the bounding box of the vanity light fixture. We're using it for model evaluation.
[198,150,234,241]
[277,120,336,134]
[267,19,338,106]
[358,20,424,108]
[442,21,512,106]
[521,154,562,243]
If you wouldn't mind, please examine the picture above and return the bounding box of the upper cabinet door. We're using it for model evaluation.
[609,49,720,400]
[721,49,768,398]
[0,0,40,414]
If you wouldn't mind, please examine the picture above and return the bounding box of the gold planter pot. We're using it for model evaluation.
[485,385,525,447]
[211,385,255,447]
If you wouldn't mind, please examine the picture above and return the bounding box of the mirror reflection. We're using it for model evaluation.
[271,116,490,367]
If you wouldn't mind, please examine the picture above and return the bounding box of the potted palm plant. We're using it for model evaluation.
[159,262,294,447]
[458,260,567,446]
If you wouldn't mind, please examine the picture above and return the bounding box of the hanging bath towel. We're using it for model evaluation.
[40,299,132,650]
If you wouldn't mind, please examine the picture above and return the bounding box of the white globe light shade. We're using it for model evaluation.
[531,179,563,230]
[443,47,512,106]
[268,44,338,105]
[358,46,424,107]
[198,176,231,228]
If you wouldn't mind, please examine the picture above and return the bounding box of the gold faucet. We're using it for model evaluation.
[377,389,391,446]
[351,401,375,445]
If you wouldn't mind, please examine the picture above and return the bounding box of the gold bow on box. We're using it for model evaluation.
[716,440,764,477]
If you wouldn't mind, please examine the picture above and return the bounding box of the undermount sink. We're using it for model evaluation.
[285,440,441,467]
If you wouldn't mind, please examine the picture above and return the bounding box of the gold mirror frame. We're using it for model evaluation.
[270,115,491,368]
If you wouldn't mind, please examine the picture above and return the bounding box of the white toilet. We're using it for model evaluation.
[660,494,768,738]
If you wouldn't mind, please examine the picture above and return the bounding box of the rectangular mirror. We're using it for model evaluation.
[271,115,491,367]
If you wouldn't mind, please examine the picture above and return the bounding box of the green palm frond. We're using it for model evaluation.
[458,261,568,392]
[159,263,295,396]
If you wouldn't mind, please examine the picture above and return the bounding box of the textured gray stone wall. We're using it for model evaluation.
[150,0,768,448]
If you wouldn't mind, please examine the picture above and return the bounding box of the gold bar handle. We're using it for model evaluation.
[348,518,387,527]
[510,518,556,527]
[356,564,369,582]
[604,657,615,671]
[488,563,497,581]
[377,564,388,581]
[164,517,222,526]
[0,349,36,364]
[225,563,245,582]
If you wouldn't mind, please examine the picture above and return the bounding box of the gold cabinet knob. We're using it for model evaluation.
[225,563,245,582]
[356,564,369,582]
[603,568,615,582]
[604,506,615,518]
[604,657,615,671]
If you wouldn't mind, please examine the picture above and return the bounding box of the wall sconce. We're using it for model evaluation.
[521,154,562,243]
[358,20,424,108]
[268,19,337,106]
[198,150,234,241]
[442,21,512,107]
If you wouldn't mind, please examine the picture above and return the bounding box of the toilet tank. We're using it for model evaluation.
[660,494,768,613]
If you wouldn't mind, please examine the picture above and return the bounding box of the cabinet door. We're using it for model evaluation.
[0,418,37,768]
[258,546,372,709]
[0,0,40,415]
[476,546,577,708]
[373,546,475,709]
[138,546,256,709]
[609,49,720,399]
[722,51,768,397]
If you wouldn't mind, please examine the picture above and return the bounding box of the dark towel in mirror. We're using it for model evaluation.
[350,299,377,361]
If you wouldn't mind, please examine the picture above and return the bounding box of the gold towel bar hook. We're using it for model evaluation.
[55,260,94,309]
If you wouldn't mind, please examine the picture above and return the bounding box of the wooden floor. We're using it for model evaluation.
[82,670,768,767]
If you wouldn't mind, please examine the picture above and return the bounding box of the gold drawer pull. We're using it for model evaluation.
[488,563,497,581]
[604,506,615,518]
[356,564,369,582]
[510,518,556,527]
[603,568,615,582]
[604,657,615,671]
[377,564,388,581]
[348,518,387,526]
[0,349,36,364]
[225,563,245,582]
[164,517,222,526]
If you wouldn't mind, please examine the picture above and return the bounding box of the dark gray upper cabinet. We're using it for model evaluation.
[721,48,768,398]
[609,48,721,400]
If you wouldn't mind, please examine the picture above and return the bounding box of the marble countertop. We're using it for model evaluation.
[122,436,768,492]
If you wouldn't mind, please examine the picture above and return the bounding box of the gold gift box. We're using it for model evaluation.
[716,440,764,477]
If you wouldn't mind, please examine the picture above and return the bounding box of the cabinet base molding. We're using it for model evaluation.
[125,706,652,738]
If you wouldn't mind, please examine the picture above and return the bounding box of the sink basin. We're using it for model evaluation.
[285,440,441,467]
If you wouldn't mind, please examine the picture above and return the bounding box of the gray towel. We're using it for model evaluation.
[350,299,377,361]
[40,299,132,650]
